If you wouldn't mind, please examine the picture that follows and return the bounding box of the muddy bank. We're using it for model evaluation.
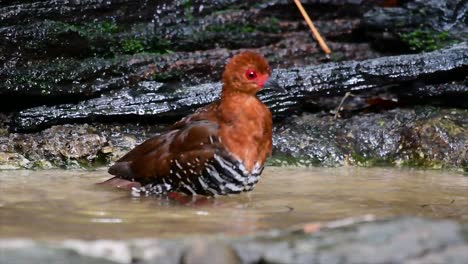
[1,217,467,264]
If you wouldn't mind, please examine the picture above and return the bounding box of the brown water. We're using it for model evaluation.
[1,167,467,240]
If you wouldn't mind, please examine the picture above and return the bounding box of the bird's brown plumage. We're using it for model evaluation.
[105,51,274,196]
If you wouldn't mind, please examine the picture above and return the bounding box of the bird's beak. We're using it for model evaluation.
[263,78,287,93]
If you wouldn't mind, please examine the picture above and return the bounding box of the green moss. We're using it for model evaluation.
[56,20,121,37]
[348,153,392,167]
[121,36,173,55]
[206,23,245,33]
[348,149,453,169]
[183,0,195,22]
[435,119,464,135]
[152,71,183,82]
[122,38,145,54]
[54,20,174,56]
[100,21,120,34]
[330,52,346,62]
[268,153,324,167]
[53,20,121,57]
[257,17,281,33]
[91,151,113,167]
[147,36,173,54]
[211,7,242,16]
[399,28,455,52]
[31,160,53,169]
[398,154,445,169]
[268,153,301,166]
[58,159,82,169]
[253,2,269,9]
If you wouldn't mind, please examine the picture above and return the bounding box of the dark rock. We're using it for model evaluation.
[10,82,222,132]
[363,0,467,52]
[10,43,467,132]
[1,0,371,66]
[0,57,129,108]
[0,32,379,112]
[1,106,465,170]
[365,0,468,35]
[272,42,467,95]
[0,0,387,113]
[272,106,468,168]
[0,0,158,26]
[397,81,468,108]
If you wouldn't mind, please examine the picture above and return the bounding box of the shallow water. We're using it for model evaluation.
[1,167,467,240]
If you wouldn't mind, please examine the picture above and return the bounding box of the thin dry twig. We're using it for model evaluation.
[293,0,332,55]
[334,92,354,118]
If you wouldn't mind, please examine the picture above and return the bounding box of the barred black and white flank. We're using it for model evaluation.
[133,153,264,196]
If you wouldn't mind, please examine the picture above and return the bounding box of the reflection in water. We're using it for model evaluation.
[0,167,467,240]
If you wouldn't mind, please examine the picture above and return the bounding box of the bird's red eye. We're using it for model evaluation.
[245,69,257,80]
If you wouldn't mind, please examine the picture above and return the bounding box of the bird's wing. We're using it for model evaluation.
[170,101,219,129]
[108,119,223,185]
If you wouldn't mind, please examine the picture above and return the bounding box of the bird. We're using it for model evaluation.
[103,51,279,196]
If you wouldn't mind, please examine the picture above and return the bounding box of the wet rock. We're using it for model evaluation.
[1,217,467,264]
[0,152,30,170]
[365,0,468,35]
[0,57,130,111]
[0,246,118,264]
[0,33,379,112]
[0,123,165,169]
[1,0,370,66]
[0,0,375,111]
[234,218,467,263]
[1,106,465,170]
[181,241,241,264]
[10,81,222,132]
[363,0,467,52]
[0,14,281,64]
[272,42,467,95]
[272,106,468,169]
[0,0,158,26]
[406,245,468,264]
[1,124,112,169]
[10,43,467,132]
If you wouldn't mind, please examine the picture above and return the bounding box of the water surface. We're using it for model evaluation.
[1,167,467,240]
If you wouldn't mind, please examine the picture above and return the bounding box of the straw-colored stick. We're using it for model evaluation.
[293,0,332,54]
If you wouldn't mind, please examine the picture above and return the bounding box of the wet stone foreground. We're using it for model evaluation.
[1,218,468,264]
[0,0,468,263]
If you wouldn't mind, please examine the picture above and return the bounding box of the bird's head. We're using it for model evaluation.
[222,51,272,95]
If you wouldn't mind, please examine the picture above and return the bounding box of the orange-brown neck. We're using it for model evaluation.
[218,90,273,172]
